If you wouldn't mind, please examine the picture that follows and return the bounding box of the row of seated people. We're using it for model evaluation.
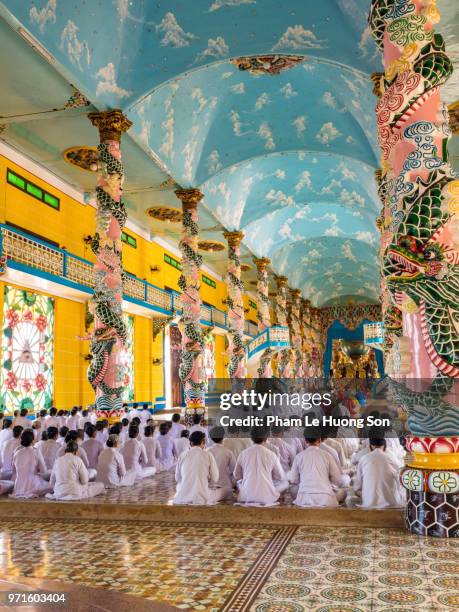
[0,409,406,507]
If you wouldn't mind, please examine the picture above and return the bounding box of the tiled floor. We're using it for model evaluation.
[0,519,456,611]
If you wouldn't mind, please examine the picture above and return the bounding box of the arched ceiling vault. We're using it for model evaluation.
[1,0,458,305]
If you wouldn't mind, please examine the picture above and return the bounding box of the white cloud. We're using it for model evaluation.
[320,179,342,195]
[229,110,244,136]
[195,36,229,62]
[280,82,297,98]
[346,136,354,144]
[339,164,357,181]
[316,122,341,144]
[156,12,196,47]
[323,91,336,108]
[324,226,340,237]
[60,20,90,70]
[222,72,233,80]
[273,25,325,51]
[230,82,245,95]
[30,0,56,32]
[298,151,306,160]
[255,93,270,110]
[295,170,312,193]
[209,0,256,11]
[340,188,365,208]
[279,223,301,241]
[275,169,285,179]
[95,62,132,99]
[292,115,306,137]
[355,231,376,246]
[183,140,199,182]
[341,241,357,262]
[258,122,275,150]
[206,150,222,174]
[266,189,295,207]
[308,249,321,259]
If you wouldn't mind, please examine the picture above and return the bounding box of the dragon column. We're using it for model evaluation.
[289,289,303,378]
[369,0,459,536]
[87,110,131,420]
[254,257,273,378]
[275,276,292,378]
[224,231,246,380]
[175,188,206,417]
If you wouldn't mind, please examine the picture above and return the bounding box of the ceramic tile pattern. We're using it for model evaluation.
[0,519,456,611]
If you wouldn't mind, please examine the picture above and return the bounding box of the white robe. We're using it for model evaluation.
[290,446,344,507]
[189,425,209,445]
[234,444,287,506]
[96,447,136,488]
[45,416,61,429]
[10,446,51,498]
[0,437,21,478]
[120,438,156,479]
[66,415,80,430]
[222,437,252,460]
[353,448,405,508]
[173,447,220,505]
[81,438,104,470]
[56,444,90,469]
[269,438,295,472]
[207,444,236,498]
[35,439,60,471]
[170,422,186,439]
[156,434,176,471]
[0,428,13,450]
[12,416,30,429]
[173,437,190,457]
[142,437,162,468]
[49,454,104,501]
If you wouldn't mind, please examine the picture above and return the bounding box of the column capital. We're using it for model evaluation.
[301,298,311,309]
[276,275,288,289]
[175,188,204,210]
[88,109,132,141]
[253,256,271,272]
[223,231,244,248]
[290,288,301,300]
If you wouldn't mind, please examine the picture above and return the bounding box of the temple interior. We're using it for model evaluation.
[0,0,458,610]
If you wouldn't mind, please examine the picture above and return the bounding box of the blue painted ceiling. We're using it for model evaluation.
[0,0,458,305]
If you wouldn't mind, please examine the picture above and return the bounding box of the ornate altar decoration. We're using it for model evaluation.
[230,55,304,75]
[0,287,54,414]
[364,321,385,351]
[369,0,459,537]
[119,314,134,401]
[317,303,382,332]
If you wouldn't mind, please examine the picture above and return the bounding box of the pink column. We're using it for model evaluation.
[275,276,292,378]
[224,231,246,380]
[289,289,303,378]
[254,257,272,378]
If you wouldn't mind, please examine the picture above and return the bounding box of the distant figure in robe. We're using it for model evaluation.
[0,425,23,479]
[96,435,136,489]
[188,414,209,446]
[10,430,51,498]
[120,425,156,479]
[289,434,347,507]
[234,427,288,506]
[0,419,13,449]
[170,413,186,439]
[157,422,176,471]
[353,438,405,508]
[173,431,221,505]
[142,426,162,469]
[35,426,60,474]
[48,441,105,501]
[207,427,236,500]
[81,425,104,471]
[173,430,190,457]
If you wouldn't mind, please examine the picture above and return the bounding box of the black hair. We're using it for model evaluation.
[159,422,169,435]
[59,426,69,438]
[122,418,129,426]
[41,430,48,441]
[39,409,47,418]
[12,425,23,438]
[172,413,181,423]
[65,431,78,443]
[131,416,141,426]
[128,425,139,438]
[49,407,57,416]
[369,437,386,448]
[181,430,190,439]
[47,426,58,439]
[144,426,154,437]
[65,440,79,454]
[106,435,118,448]
[95,421,104,431]
[250,426,269,444]
[71,407,78,416]
[192,413,202,425]
[85,424,96,437]
[189,431,206,446]
[209,426,225,444]
[20,430,34,447]
[3,420,12,430]
[20,408,28,417]
[109,424,121,435]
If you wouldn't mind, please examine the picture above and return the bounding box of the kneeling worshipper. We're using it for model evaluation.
[269,426,295,472]
[120,425,156,479]
[35,427,60,476]
[207,427,236,501]
[157,422,176,471]
[353,438,405,508]
[289,434,348,507]
[0,425,23,479]
[10,430,52,498]
[173,431,222,505]
[142,426,162,469]
[47,441,105,501]
[234,427,288,507]
[96,435,137,489]
[222,424,252,460]
[56,431,94,479]
[81,424,104,471]
[173,430,190,457]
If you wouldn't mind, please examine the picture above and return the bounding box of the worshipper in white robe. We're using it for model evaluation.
[173,431,222,505]
[96,435,136,488]
[189,414,209,446]
[290,435,347,507]
[12,409,30,429]
[45,408,60,429]
[142,426,161,469]
[78,410,91,430]
[35,426,60,475]
[128,403,141,422]
[156,422,177,471]
[10,430,52,498]
[57,426,69,446]
[269,428,295,473]
[207,427,236,500]
[120,425,156,479]
[66,407,80,431]
[48,441,105,501]
[56,432,94,479]
[0,426,23,479]
[234,427,288,506]
[81,425,103,471]
[119,418,130,445]
[170,413,185,439]
[173,430,190,457]
[353,438,405,508]
[0,420,13,449]
[94,421,108,446]
[222,425,253,460]
[34,410,48,440]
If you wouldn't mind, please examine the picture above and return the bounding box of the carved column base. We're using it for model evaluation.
[406,489,459,538]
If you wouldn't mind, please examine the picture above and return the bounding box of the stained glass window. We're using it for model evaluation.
[120,314,134,401]
[0,286,54,415]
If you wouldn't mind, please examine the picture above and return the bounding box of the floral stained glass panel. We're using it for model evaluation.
[0,286,54,415]
[120,314,134,401]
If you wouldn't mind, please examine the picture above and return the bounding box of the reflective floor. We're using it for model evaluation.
[0,519,457,611]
